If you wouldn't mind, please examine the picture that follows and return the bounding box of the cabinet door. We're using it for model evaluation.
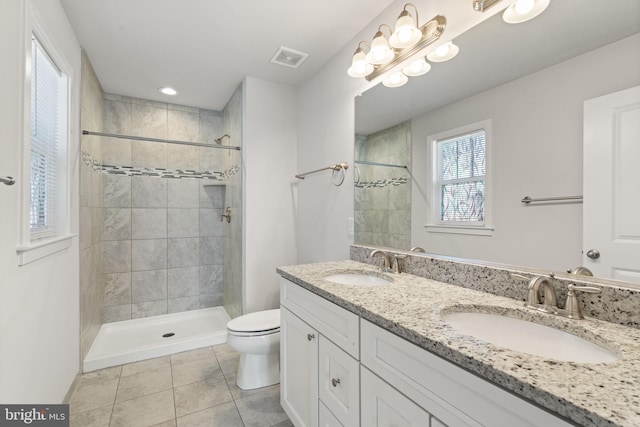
[281,307,318,427]
[318,336,359,427]
[361,367,431,427]
[319,401,344,427]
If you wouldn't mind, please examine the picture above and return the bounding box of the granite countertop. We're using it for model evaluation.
[277,260,640,427]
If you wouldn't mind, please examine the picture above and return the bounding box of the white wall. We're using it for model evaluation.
[0,0,81,402]
[243,77,298,313]
[296,0,510,263]
[410,34,640,272]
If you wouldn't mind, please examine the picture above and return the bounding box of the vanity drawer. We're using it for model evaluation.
[280,278,359,358]
[319,336,359,427]
[360,319,572,427]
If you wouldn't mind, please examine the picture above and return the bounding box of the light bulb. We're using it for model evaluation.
[503,0,549,24]
[427,41,459,63]
[382,72,408,88]
[347,49,373,78]
[514,0,535,15]
[403,58,431,77]
[389,10,422,49]
[366,31,394,65]
[159,87,177,95]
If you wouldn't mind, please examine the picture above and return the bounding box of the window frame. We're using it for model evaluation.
[426,119,494,236]
[17,2,74,265]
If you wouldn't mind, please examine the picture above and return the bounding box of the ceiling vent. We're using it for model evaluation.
[270,46,309,69]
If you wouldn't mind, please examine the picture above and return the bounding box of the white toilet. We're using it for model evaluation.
[226,308,281,390]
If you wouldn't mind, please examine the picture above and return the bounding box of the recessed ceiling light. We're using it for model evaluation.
[159,87,177,96]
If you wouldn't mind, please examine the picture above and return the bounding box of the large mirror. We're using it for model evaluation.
[354,0,640,286]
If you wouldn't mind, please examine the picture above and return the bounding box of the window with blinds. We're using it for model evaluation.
[30,35,68,238]
[435,129,486,225]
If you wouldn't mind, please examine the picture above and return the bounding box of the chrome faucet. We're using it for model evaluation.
[370,249,391,272]
[524,275,558,313]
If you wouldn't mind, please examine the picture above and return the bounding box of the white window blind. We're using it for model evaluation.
[436,129,486,224]
[30,35,67,238]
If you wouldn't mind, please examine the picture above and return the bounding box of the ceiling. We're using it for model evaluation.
[356,0,640,135]
[60,0,395,111]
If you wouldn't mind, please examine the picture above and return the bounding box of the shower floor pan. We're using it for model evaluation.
[84,306,230,372]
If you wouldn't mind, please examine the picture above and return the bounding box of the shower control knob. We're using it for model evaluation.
[586,249,600,260]
[307,333,315,341]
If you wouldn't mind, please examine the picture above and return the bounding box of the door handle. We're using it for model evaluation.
[586,249,600,259]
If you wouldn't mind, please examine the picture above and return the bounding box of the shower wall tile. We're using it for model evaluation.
[132,177,167,208]
[104,273,132,306]
[198,146,223,172]
[131,140,168,169]
[168,297,199,314]
[104,304,131,323]
[199,294,223,309]
[166,145,199,171]
[168,208,199,238]
[104,93,132,103]
[200,184,224,209]
[132,301,167,319]
[131,97,166,109]
[132,104,167,139]
[168,267,199,298]
[169,104,200,114]
[102,137,132,166]
[103,240,132,274]
[80,207,92,250]
[132,269,168,303]
[199,265,223,295]
[199,110,223,144]
[168,110,199,141]
[199,209,223,237]
[389,209,410,235]
[103,175,132,208]
[168,238,199,268]
[132,239,167,271]
[98,94,232,323]
[103,100,132,134]
[132,209,168,239]
[103,208,132,241]
[199,237,223,265]
[168,179,199,208]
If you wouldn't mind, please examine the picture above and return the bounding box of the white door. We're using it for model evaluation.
[584,85,640,284]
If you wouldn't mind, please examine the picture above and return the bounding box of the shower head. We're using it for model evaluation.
[214,134,231,145]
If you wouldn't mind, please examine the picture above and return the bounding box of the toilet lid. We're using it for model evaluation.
[227,309,280,333]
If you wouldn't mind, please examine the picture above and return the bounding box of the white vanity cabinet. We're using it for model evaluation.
[360,319,574,427]
[280,278,360,427]
[281,278,574,427]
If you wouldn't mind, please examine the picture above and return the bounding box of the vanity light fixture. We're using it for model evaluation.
[503,0,550,24]
[347,3,446,88]
[158,87,177,96]
[472,0,504,12]
[426,41,459,62]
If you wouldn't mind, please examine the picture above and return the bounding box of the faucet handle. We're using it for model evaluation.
[391,254,407,273]
[564,284,601,319]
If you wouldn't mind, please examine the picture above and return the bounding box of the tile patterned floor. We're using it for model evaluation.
[69,344,292,427]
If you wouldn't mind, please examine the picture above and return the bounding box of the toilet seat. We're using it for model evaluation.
[227,309,280,337]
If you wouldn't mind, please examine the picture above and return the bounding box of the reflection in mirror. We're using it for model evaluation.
[354,122,411,249]
[354,0,640,287]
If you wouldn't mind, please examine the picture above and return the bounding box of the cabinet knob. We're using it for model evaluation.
[331,378,341,387]
[307,333,315,341]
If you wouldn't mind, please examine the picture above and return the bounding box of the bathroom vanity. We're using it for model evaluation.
[277,260,640,427]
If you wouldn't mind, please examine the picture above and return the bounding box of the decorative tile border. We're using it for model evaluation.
[355,177,409,189]
[82,150,240,180]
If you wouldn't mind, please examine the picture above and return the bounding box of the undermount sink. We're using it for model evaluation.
[442,311,618,363]
[323,273,391,286]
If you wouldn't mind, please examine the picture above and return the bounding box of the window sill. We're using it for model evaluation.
[424,224,494,236]
[17,234,76,266]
